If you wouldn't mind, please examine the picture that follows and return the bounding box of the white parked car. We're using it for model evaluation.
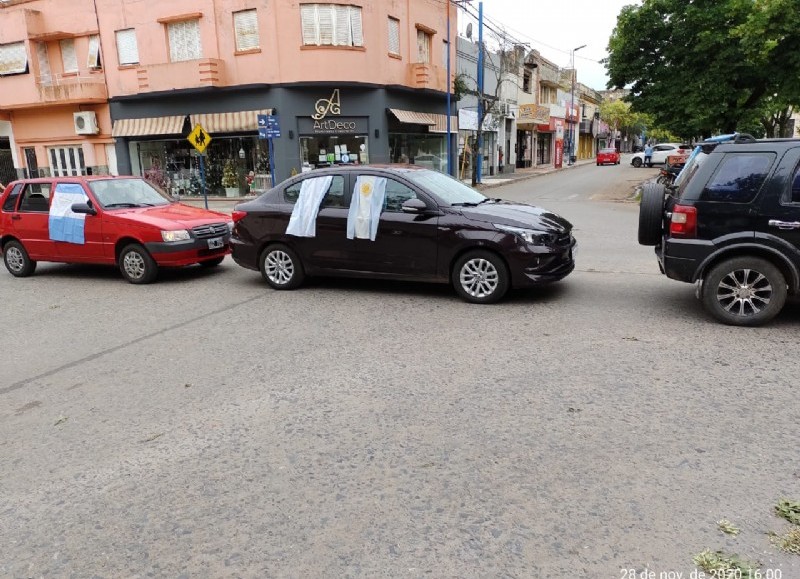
[631,143,692,168]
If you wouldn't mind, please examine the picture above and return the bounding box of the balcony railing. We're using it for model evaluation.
[37,73,108,103]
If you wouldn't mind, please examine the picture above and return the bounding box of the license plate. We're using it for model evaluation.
[571,243,578,260]
[207,237,224,249]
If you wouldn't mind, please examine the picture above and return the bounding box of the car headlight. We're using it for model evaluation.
[494,224,554,245]
[227,221,234,233]
[161,229,191,242]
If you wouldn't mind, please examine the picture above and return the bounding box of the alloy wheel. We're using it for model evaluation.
[123,251,146,280]
[459,258,499,299]
[6,246,25,273]
[266,250,294,285]
[715,268,772,317]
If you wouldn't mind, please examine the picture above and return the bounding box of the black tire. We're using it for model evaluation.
[119,244,158,284]
[638,182,666,246]
[632,157,643,168]
[3,240,36,277]
[596,162,600,166]
[199,256,225,268]
[452,250,510,304]
[701,257,787,327]
[260,244,305,290]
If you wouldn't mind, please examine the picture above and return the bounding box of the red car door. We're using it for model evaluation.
[11,182,55,260]
[52,182,108,262]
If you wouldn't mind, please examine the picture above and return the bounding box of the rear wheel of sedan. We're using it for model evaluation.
[701,257,787,327]
[260,244,305,290]
[632,157,643,168]
[638,182,666,246]
[452,250,509,304]
[3,240,36,277]
[119,244,158,284]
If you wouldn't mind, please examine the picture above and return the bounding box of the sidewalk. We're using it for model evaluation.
[182,158,597,212]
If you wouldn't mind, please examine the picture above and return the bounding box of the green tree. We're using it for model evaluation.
[604,0,799,138]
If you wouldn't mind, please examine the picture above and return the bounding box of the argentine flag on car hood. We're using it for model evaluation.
[49,183,88,245]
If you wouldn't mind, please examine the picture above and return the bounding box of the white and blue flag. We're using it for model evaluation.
[49,183,88,244]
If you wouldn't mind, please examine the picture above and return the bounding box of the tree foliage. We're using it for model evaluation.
[605,0,800,139]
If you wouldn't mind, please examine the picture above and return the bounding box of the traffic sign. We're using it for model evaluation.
[187,124,212,154]
[258,114,278,128]
[258,127,281,139]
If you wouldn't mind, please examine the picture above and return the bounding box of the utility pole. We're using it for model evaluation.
[476,1,484,184]
[568,44,585,166]
[446,0,454,176]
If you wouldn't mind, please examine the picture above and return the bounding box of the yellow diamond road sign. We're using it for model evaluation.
[188,124,211,154]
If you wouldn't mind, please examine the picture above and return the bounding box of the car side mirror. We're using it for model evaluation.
[71,202,96,216]
[401,198,428,214]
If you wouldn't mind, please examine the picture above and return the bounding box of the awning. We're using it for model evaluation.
[111,108,274,137]
[191,109,272,133]
[428,113,458,133]
[112,115,185,137]
[389,109,435,126]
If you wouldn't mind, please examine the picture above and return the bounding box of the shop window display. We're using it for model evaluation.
[299,135,369,171]
[389,133,448,174]
[136,137,270,197]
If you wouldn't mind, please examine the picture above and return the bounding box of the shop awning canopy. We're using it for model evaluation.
[389,109,436,126]
[192,109,273,133]
[111,108,274,137]
[111,115,185,138]
[428,113,459,133]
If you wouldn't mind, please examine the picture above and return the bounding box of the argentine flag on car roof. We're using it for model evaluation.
[49,183,88,245]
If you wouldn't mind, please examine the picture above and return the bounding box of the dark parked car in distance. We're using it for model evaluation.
[231,165,576,303]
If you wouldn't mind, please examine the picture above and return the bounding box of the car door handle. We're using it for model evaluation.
[768,219,800,230]
[390,229,404,235]
[11,214,21,220]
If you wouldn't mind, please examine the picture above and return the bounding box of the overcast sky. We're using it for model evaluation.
[457,0,642,91]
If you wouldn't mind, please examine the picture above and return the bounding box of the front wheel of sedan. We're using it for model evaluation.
[3,240,37,277]
[119,244,158,284]
[260,244,305,290]
[632,157,643,168]
[702,257,787,326]
[452,250,509,304]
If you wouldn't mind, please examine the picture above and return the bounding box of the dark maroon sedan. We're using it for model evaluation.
[230,166,576,303]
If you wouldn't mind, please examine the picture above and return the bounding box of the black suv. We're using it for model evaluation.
[639,136,800,326]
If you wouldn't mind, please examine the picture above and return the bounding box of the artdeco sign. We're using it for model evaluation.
[299,89,366,134]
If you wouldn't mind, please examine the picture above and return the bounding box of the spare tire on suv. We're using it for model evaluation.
[638,182,666,246]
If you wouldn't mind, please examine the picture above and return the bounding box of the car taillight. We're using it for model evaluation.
[670,204,697,238]
[231,210,247,223]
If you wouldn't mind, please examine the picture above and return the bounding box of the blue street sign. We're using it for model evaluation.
[258,114,278,128]
[258,127,281,139]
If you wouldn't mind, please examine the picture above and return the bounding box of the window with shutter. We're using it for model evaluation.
[115,29,139,65]
[0,41,28,75]
[300,4,362,47]
[349,7,363,47]
[168,19,202,62]
[87,35,102,69]
[60,39,78,73]
[36,42,51,81]
[334,5,350,46]
[416,29,430,64]
[318,5,334,45]
[388,18,400,54]
[300,5,319,45]
[234,9,260,51]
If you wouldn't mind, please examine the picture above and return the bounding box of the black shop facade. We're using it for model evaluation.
[110,83,457,197]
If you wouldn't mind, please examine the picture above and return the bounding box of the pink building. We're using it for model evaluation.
[1,0,458,194]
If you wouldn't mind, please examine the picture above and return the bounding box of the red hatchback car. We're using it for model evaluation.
[0,176,232,283]
[596,148,621,165]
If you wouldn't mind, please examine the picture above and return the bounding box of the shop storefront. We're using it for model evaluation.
[111,85,454,194]
[457,109,497,180]
[517,103,549,169]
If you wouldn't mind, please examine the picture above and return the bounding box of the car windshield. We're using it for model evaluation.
[89,178,173,208]
[403,169,487,206]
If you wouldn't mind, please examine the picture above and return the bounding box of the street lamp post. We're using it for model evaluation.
[568,44,586,166]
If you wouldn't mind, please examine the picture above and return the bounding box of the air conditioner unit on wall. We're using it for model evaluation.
[73,111,99,135]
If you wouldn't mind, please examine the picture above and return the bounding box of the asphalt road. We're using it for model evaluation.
[2,159,798,578]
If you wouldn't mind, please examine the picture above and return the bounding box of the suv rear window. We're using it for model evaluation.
[700,153,775,203]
